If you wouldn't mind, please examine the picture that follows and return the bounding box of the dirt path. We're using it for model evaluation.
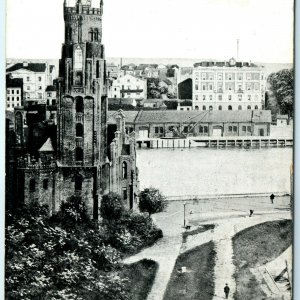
[124,207,291,300]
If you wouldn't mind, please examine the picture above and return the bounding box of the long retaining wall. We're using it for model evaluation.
[136,137,293,149]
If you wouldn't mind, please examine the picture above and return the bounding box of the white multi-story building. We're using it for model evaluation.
[192,58,266,111]
[108,74,147,103]
[6,76,23,111]
[6,62,54,105]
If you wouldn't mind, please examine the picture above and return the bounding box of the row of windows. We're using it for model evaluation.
[26,86,43,91]
[194,72,263,81]
[29,179,48,192]
[29,163,128,193]
[26,76,42,82]
[195,94,260,101]
[194,105,259,111]
[7,96,20,101]
[7,89,20,95]
[195,83,261,91]
[7,104,21,108]
[47,99,56,105]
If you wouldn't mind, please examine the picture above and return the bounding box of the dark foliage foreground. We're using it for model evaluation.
[6,196,162,299]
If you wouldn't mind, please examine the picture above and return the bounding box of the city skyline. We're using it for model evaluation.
[6,0,294,63]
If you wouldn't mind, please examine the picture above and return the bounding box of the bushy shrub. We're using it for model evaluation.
[100,192,125,220]
[138,188,168,216]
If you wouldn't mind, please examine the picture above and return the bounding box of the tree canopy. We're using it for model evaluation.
[267,69,294,116]
[6,195,163,299]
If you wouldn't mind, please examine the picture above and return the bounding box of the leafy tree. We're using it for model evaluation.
[166,68,175,78]
[267,69,294,116]
[51,196,92,229]
[163,100,178,110]
[138,188,168,216]
[6,201,125,300]
[100,192,125,220]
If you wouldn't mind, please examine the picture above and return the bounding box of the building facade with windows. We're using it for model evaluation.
[6,76,23,111]
[6,63,52,105]
[192,58,266,111]
[108,74,147,102]
[108,110,271,138]
[16,0,139,218]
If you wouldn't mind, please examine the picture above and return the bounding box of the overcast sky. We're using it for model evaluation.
[6,0,294,63]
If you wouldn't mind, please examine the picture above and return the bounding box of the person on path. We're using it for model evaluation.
[249,210,254,217]
[270,193,275,204]
[224,283,230,299]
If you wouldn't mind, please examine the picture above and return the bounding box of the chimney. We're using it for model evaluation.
[236,39,240,61]
[23,62,28,67]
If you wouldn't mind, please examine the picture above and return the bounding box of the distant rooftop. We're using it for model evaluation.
[7,63,47,73]
[46,85,56,92]
[194,58,262,68]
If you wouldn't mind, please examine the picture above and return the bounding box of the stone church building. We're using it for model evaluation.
[16,0,139,218]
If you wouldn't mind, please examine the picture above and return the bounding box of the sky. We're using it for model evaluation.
[6,0,294,63]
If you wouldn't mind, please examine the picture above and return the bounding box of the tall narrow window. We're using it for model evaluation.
[122,162,128,179]
[75,176,83,191]
[43,179,48,190]
[238,105,242,110]
[94,29,99,41]
[218,105,222,110]
[255,105,258,110]
[96,61,100,78]
[74,47,83,70]
[89,29,94,41]
[228,105,232,110]
[203,105,206,110]
[29,179,36,192]
[75,147,83,161]
[123,188,128,200]
[76,123,84,137]
[247,105,251,110]
[76,97,84,113]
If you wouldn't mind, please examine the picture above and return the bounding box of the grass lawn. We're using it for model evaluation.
[120,259,158,300]
[163,241,216,300]
[232,219,292,300]
[182,224,215,243]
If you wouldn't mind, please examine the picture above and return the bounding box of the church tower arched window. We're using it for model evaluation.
[76,123,84,137]
[89,28,94,42]
[94,29,99,41]
[122,162,128,179]
[75,175,83,191]
[75,147,83,162]
[76,97,84,113]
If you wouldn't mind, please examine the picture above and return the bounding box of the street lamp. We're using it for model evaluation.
[183,202,187,228]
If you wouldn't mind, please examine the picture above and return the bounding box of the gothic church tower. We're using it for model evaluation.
[56,0,108,218]
[16,0,139,217]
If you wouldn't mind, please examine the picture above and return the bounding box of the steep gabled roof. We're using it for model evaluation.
[6,63,47,73]
[39,138,54,152]
[46,85,56,92]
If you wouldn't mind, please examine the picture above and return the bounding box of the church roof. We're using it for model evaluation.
[39,138,54,152]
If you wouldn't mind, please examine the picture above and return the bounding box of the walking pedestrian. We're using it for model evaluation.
[224,283,230,299]
[249,210,254,217]
[270,193,275,204]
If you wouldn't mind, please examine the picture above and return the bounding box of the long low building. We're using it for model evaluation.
[108,110,271,138]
